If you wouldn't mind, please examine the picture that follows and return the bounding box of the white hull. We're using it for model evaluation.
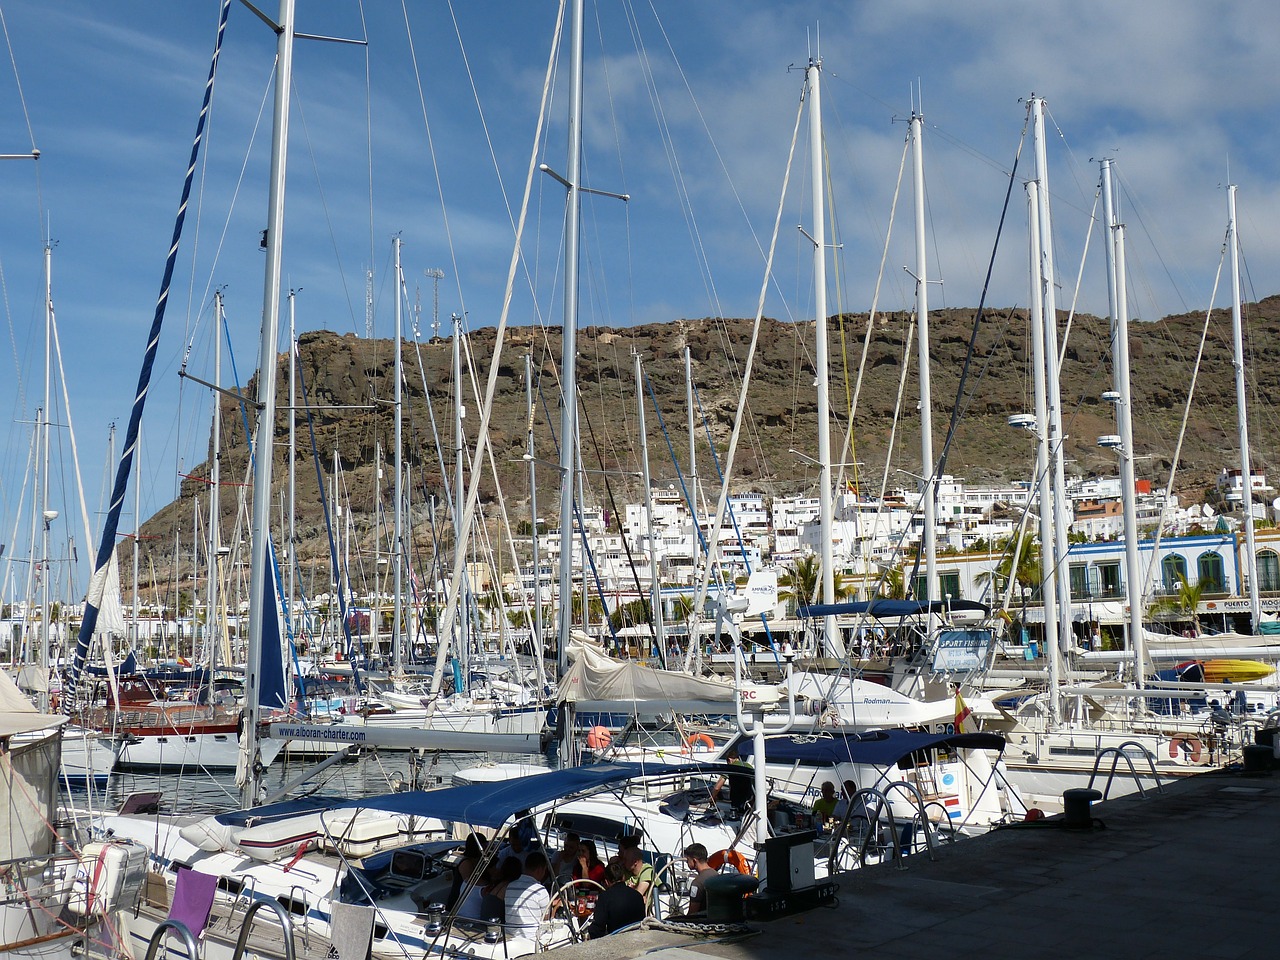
[116,731,283,771]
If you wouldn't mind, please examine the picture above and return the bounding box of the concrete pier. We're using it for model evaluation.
[559,766,1280,959]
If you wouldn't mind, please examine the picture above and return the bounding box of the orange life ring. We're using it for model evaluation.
[586,725,612,750]
[683,733,715,753]
[708,848,750,875]
[1169,734,1203,763]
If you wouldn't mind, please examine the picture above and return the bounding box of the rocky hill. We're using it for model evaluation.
[130,295,1280,595]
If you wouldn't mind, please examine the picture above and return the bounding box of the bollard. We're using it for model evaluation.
[704,873,761,923]
[1061,788,1102,829]
[1242,744,1273,774]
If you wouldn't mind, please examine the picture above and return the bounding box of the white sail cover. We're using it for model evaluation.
[0,668,64,738]
[557,632,781,707]
[90,549,127,639]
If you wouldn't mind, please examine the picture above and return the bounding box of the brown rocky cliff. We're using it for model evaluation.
[129,295,1280,594]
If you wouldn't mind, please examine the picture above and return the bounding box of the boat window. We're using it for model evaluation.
[390,850,425,880]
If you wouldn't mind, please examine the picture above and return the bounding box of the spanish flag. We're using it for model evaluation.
[954,690,976,734]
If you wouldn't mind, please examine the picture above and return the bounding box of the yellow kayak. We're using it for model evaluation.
[1199,659,1275,683]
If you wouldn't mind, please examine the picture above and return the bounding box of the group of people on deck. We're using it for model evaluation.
[447,822,717,941]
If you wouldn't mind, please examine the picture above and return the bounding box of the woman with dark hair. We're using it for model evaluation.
[573,839,607,885]
[446,832,488,909]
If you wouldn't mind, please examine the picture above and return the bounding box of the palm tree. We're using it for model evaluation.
[977,531,1042,600]
[1150,573,1204,635]
[778,554,854,614]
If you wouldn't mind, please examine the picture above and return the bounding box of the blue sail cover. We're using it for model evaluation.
[736,729,1005,766]
[336,761,729,828]
[259,559,289,710]
[797,599,990,619]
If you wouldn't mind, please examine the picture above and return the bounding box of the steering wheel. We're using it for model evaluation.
[546,878,605,942]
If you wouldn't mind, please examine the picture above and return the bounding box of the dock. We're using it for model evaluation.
[562,765,1280,959]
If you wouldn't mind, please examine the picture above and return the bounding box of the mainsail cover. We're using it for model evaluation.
[557,632,781,708]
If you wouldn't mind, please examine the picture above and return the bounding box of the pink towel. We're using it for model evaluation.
[169,866,219,937]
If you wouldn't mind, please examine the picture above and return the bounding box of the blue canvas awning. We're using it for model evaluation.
[736,729,1005,766]
[336,761,730,829]
[797,598,990,619]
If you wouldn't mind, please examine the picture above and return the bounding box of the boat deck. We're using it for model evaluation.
[555,762,1280,960]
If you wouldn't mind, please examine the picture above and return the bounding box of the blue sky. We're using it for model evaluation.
[0,0,1277,598]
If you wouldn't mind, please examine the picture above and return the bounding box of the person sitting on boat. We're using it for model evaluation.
[550,832,581,887]
[498,818,535,865]
[504,851,552,939]
[446,833,487,909]
[710,746,754,810]
[832,779,873,835]
[573,839,607,885]
[811,781,838,827]
[677,844,717,917]
[583,857,646,940]
[456,860,506,925]
[620,845,655,913]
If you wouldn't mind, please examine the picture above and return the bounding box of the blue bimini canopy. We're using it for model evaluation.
[797,599,990,619]
[337,761,729,829]
[736,729,1005,767]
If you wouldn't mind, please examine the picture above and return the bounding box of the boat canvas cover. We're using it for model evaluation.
[798,599,990,619]
[0,667,65,738]
[558,632,779,707]
[736,729,1005,766]
[337,761,726,829]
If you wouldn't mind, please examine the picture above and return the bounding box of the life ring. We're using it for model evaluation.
[708,848,750,875]
[1169,734,1203,763]
[683,733,715,753]
[585,725,612,750]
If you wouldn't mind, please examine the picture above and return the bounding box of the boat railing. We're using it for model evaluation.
[141,918,200,960]
[228,875,259,928]
[826,782,939,874]
[229,896,297,960]
[282,884,314,946]
[1085,741,1164,800]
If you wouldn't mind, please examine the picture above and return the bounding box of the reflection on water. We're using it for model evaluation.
[65,750,553,816]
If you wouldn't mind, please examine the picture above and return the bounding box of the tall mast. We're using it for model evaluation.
[133,426,141,653]
[38,240,53,712]
[1028,179,1060,726]
[525,354,545,687]
[206,292,223,674]
[1228,184,1260,630]
[392,237,404,675]
[287,290,297,641]
[1030,96,1073,657]
[910,106,938,608]
[636,352,664,664]
[1100,159,1145,681]
[242,0,295,807]
[806,53,842,658]
[452,311,468,691]
[684,345,701,670]
[555,0,585,694]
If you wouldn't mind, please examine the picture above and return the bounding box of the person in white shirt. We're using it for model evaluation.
[503,851,551,939]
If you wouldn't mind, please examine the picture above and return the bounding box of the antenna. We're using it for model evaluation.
[425,268,445,339]
[364,267,374,338]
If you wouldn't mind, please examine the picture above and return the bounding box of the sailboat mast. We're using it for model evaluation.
[242,0,296,807]
[207,292,223,675]
[1030,96,1073,656]
[526,353,544,684]
[452,311,468,690]
[635,352,664,663]
[132,427,141,653]
[1028,179,1061,726]
[1100,160,1145,680]
[1228,184,1261,630]
[393,237,404,675]
[910,107,938,608]
[287,290,297,640]
[806,54,841,658]
[555,0,585,691]
[39,241,52,712]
